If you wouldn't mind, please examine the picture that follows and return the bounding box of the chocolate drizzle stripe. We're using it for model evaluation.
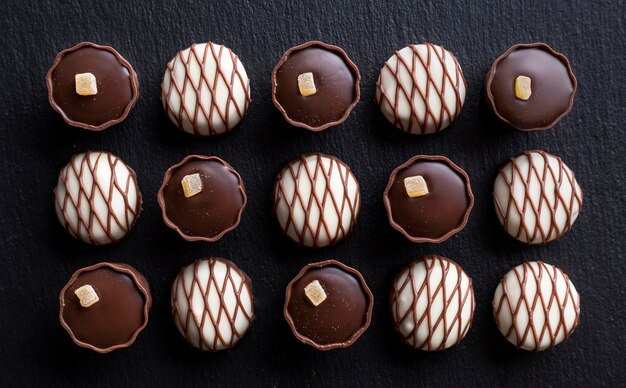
[494,151,582,244]
[172,258,254,351]
[493,262,580,351]
[162,42,250,136]
[54,151,141,245]
[390,256,475,350]
[377,43,465,134]
[272,153,360,248]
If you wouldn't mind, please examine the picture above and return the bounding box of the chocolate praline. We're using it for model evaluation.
[284,260,373,350]
[157,155,246,242]
[485,43,577,131]
[46,42,139,131]
[383,155,474,243]
[272,41,360,131]
[59,262,151,353]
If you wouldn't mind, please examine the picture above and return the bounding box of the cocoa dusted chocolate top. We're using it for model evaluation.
[384,155,474,243]
[158,155,246,242]
[284,260,373,350]
[272,41,360,131]
[59,263,151,353]
[485,43,577,131]
[46,42,139,130]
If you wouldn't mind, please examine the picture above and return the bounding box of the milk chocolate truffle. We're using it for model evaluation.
[376,43,466,135]
[493,151,583,244]
[272,41,360,131]
[384,155,473,243]
[59,262,151,353]
[493,261,580,351]
[485,43,577,131]
[284,260,373,350]
[158,155,246,242]
[46,42,139,131]
[172,258,254,351]
[272,153,361,248]
[54,151,142,245]
[390,255,475,350]
[161,42,250,136]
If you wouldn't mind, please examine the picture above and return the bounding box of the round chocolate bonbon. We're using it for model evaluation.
[272,153,361,248]
[158,155,246,242]
[54,151,142,245]
[171,258,254,351]
[383,155,473,243]
[493,150,582,244]
[376,43,466,135]
[272,41,360,131]
[59,262,151,353]
[493,261,580,351]
[46,42,139,131]
[390,255,475,350]
[485,43,577,131]
[284,260,373,350]
[161,42,250,136]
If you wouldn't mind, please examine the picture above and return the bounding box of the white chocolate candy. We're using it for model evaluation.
[272,153,361,248]
[376,43,466,135]
[493,261,580,351]
[171,258,254,351]
[493,150,583,244]
[54,151,142,245]
[161,42,250,137]
[390,256,475,350]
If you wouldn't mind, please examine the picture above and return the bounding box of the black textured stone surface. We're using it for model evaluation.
[1,0,625,386]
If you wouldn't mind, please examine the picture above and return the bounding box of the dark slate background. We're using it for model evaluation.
[1,0,625,386]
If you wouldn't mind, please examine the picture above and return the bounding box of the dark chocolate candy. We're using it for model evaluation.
[157,155,246,242]
[272,41,360,131]
[59,262,151,353]
[284,260,373,350]
[485,43,577,131]
[383,155,474,243]
[46,42,139,131]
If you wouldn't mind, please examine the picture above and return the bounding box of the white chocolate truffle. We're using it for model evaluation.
[161,42,250,137]
[390,256,475,350]
[376,43,466,135]
[272,153,361,248]
[493,261,580,351]
[171,258,254,351]
[54,151,142,245]
[493,150,583,244]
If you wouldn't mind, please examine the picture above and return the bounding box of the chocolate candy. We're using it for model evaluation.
[59,262,151,353]
[493,261,580,351]
[161,42,250,136]
[376,43,466,135]
[493,150,582,244]
[272,41,360,131]
[54,151,142,245]
[284,260,373,350]
[171,258,254,351]
[46,42,139,131]
[485,43,577,131]
[390,255,475,351]
[272,153,361,248]
[384,155,473,243]
[158,155,246,242]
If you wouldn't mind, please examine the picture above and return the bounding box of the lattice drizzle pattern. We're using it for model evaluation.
[390,255,475,350]
[376,43,466,135]
[172,258,254,351]
[161,42,250,136]
[54,151,141,245]
[272,153,361,248]
[493,150,583,244]
[493,261,580,351]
